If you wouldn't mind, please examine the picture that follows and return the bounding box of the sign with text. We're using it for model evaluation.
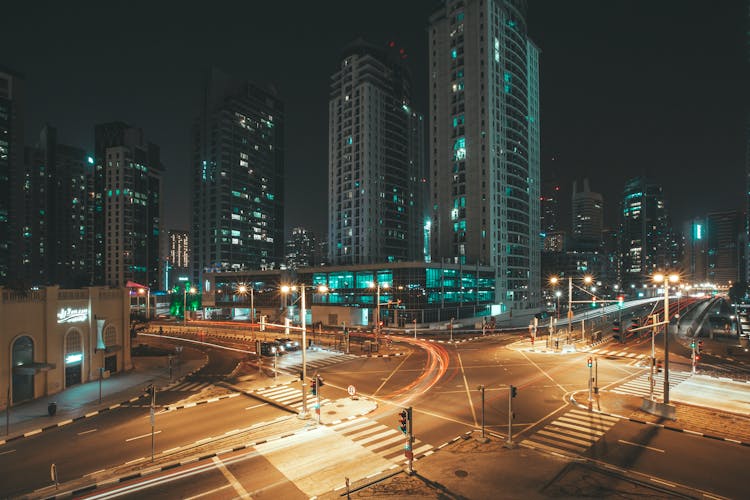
[57,307,88,324]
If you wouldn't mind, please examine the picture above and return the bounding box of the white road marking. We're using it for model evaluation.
[212,456,251,498]
[126,430,162,442]
[618,439,664,453]
[244,403,268,410]
[78,428,98,435]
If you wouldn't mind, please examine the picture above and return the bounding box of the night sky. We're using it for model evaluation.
[2,1,747,239]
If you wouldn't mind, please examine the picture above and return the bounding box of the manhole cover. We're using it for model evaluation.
[454,470,468,478]
[327,410,337,415]
[336,404,345,408]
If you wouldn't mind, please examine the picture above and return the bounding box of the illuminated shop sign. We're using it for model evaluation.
[65,353,83,364]
[57,307,88,324]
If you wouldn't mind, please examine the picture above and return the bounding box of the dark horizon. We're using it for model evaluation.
[2,0,747,239]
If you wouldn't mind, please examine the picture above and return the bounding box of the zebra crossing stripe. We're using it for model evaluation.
[330,417,367,430]
[545,424,602,441]
[368,434,406,451]
[553,419,608,434]
[346,425,385,440]
[410,443,433,457]
[537,429,592,447]
[358,430,398,446]
[530,434,586,452]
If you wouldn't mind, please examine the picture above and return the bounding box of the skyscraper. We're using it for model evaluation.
[94,122,163,288]
[166,229,190,288]
[328,40,426,265]
[285,227,318,269]
[618,177,673,286]
[683,218,707,284]
[571,178,603,248]
[192,68,285,286]
[0,67,23,286]
[20,125,89,287]
[706,210,742,286]
[429,0,541,308]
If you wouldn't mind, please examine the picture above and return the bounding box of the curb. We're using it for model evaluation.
[0,353,209,447]
[567,391,750,449]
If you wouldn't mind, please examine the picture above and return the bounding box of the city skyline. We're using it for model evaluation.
[1,1,747,238]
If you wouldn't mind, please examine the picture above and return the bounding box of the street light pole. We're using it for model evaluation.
[250,286,255,324]
[301,286,308,416]
[663,281,671,404]
[568,277,573,337]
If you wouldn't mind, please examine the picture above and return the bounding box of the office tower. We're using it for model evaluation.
[166,229,190,287]
[94,122,163,288]
[618,177,672,286]
[706,210,742,286]
[192,68,285,285]
[571,178,603,247]
[429,0,541,308]
[285,227,317,269]
[20,125,89,287]
[0,67,24,286]
[328,39,426,265]
[683,218,707,283]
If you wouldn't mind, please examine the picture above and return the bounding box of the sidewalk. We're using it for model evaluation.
[0,349,206,443]
[571,387,750,444]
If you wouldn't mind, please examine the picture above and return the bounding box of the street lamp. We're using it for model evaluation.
[183,286,196,326]
[653,272,679,404]
[236,284,255,324]
[369,281,389,346]
[567,275,593,339]
[281,283,328,418]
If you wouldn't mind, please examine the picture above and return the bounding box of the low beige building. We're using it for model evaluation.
[1,286,131,409]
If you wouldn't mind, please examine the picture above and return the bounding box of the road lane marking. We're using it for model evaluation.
[126,430,162,442]
[618,439,664,453]
[78,428,98,435]
[244,403,268,410]
[456,351,478,427]
[372,351,411,396]
[212,456,251,499]
[0,449,16,455]
[518,349,568,394]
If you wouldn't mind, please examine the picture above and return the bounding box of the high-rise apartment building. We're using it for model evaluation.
[328,40,427,265]
[429,0,541,308]
[94,122,163,288]
[540,184,560,234]
[571,178,603,247]
[20,125,89,287]
[285,227,318,269]
[618,177,673,286]
[192,68,285,286]
[706,210,742,286]
[0,67,24,286]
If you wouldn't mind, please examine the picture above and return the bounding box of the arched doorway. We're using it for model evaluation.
[12,336,34,403]
[64,329,84,387]
[104,325,118,374]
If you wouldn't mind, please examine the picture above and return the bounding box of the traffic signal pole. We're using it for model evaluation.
[505,386,517,448]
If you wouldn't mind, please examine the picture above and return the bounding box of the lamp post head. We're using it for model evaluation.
[583,275,593,285]
[189,287,196,294]
[653,273,665,284]
[668,273,680,284]
[280,285,291,294]
[549,276,559,286]
[237,284,247,294]
[555,290,562,297]
[317,285,329,293]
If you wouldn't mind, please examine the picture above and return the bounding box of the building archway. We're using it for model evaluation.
[64,329,84,387]
[11,336,34,403]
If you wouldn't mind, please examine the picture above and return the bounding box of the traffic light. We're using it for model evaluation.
[510,385,517,398]
[316,375,325,388]
[690,340,696,349]
[587,357,593,368]
[398,410,408,434]
[311,378,317,395]
[617,295,624,305]
[591,297,597,308]
[656,359,663,373]
[698,340,703,353]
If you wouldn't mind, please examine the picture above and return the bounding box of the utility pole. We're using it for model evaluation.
[505,386,517,448]
[477,385,488,442]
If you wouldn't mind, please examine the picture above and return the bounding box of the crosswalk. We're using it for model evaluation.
[521,408,620,456]
[168,381,214,392]
[274,351,360,374]
[583,347,648,359]
[329,416,434,464]
[253,384,333,412]
[611,370,692,399]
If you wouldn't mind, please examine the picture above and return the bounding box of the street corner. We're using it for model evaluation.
[569,389,640,419]
[321,396,378,425]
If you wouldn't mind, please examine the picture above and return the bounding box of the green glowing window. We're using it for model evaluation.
[451,48,457,59]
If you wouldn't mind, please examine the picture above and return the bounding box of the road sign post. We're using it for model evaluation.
[505,385,517,448]
[477,385,488,443]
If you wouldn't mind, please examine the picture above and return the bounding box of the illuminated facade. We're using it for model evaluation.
[192,68,285,286]
[429,0,541,309]
[285,227,318,269]
[94,122,163,289]
[166,230,190,287]
[0,67,23,286]
[328,40,426,265]
[618,177,674,286]
[0,286,130,408]
[683,218,707,283]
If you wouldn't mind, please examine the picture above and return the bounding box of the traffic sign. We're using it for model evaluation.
[347,385,357,396]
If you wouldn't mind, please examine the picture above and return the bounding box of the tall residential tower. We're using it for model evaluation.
[429,0,541,309]
[328,40,426,265]
[192,68,285,286]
